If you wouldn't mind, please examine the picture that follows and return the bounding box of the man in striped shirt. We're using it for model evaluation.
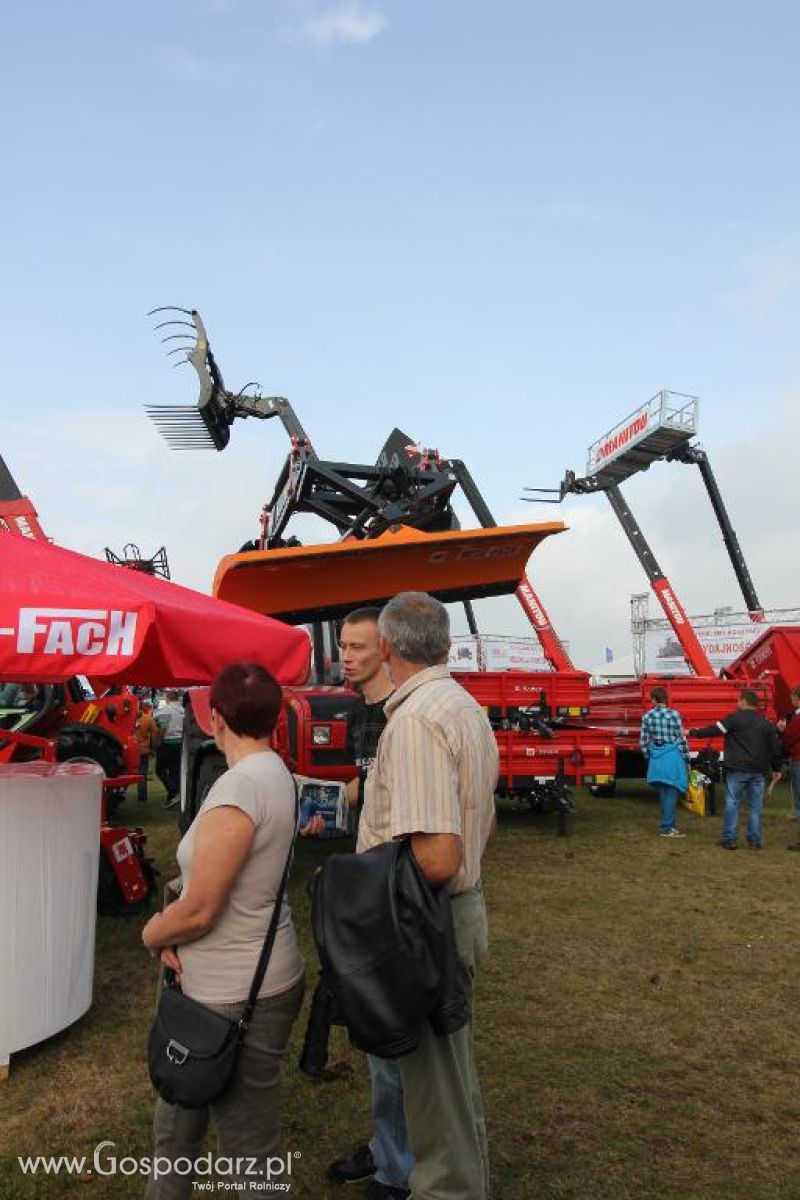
[357,591,498,1200]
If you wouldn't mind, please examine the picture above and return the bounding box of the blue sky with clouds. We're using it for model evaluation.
[2,1,799,666]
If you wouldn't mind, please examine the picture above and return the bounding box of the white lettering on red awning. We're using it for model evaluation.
[14,608,139,656]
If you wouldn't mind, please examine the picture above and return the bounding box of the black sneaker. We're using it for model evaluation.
[364,1183,411,1200]
[747,836,762,850]
[327,1144,375,1185]
[718,839,738,850]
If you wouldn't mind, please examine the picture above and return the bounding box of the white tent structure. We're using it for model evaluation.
[587,653,637,684]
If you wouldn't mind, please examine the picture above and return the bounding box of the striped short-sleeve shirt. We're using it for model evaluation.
[356,664,498,894]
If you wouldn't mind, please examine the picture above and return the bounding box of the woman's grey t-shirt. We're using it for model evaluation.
[176,750,304,1005]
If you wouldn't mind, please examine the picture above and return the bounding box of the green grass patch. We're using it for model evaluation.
[2,778,799,1198]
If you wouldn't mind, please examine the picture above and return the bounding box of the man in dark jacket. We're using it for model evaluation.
[689,688,783,850]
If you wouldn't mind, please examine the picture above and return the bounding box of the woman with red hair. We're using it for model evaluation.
[142,662,304,1199]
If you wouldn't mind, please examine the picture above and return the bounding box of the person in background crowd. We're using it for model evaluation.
[155,689,185,808]
[640,686,690,839]
[324,608,410,1200]
[141,663,305,1199]
[779,686,800,849]
[135,699,159,804]
[689,688,783,850]
[354,591,498,1200]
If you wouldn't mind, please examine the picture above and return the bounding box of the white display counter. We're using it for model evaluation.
[0,762,102,1077]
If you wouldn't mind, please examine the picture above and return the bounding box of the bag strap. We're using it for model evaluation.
[238,778,299,1035]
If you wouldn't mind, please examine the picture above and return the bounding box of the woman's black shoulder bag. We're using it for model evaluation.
[147,785,298,1109]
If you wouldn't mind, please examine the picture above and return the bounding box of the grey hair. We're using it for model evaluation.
[378,592,450,665]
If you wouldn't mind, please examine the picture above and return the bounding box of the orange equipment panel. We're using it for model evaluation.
[212,521,564,624]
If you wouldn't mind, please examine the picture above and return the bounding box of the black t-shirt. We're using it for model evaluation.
[348,692,392,800]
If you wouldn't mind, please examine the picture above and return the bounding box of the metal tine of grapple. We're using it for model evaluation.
[149,422,206,430]
[146,407,206,417]
[150,413,209,423]
[167,346,191,357]
[147,306,194,317]
[158,428,213,439]
[156,429,209,436]
[153,320,197,332]
[148,411,208,421]
[155,430,209,437]
[146,406,207,415]
[161,333,197,345]
[164,439,215,447]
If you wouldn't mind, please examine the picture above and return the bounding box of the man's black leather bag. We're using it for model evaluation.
[312,839,468,1058]
[147,985,243,1109]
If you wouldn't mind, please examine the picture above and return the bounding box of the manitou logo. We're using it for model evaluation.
[518,583,548,628]
[0,608,139,656]
[659,588,686,626]
[592,412,650,469]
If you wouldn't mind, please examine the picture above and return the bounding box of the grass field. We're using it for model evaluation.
[2,776,800,1199]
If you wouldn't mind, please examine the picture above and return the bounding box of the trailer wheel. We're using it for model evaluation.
[56,728,127,817]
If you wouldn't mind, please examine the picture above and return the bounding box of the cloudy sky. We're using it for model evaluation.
[2,0,799,668]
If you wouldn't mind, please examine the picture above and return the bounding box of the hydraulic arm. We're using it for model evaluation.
[667,444,764,621]
[523,473,715,677]
[603,484,715,676]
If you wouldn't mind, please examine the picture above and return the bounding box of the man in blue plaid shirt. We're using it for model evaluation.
[640,686,690,837]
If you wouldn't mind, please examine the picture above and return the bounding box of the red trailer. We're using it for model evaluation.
[727,626,800,716]
[587,675,773,795]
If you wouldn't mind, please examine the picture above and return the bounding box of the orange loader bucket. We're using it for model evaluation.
[213,522,565,624]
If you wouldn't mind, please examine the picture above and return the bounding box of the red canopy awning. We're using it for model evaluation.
[0,533,311,687]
